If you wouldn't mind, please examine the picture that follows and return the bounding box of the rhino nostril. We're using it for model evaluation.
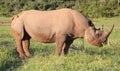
[103,42,107,44]
[103,39,107,44]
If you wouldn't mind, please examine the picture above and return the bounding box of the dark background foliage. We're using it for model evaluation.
[0,0,119,18]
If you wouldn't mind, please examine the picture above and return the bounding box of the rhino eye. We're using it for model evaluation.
[88,20,94,27]
[103,38,107,43]
[96,33,101,38]
[95,30,103,38]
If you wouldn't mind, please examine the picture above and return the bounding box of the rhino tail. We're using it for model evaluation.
[12,11,24,21]
[11,23,24,40]
[11,17,25,40]
[12,15,18,20]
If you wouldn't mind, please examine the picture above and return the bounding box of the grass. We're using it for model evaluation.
[0,17,11,22]
[0,16,120,71]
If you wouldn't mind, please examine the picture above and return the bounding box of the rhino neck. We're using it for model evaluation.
[70,9,91,39]
[74,24,88,39]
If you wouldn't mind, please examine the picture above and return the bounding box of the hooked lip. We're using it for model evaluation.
[98,44,103,47]
[103,41,107,45]
[98,42,105,47]
[99,39,108,47]
[99,42,107,47]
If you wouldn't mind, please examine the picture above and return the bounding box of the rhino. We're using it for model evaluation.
[11,8,114,59]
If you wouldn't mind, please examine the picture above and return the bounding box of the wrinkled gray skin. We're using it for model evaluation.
[11,8,114,59]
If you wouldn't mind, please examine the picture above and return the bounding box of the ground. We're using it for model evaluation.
[0,16,120,71]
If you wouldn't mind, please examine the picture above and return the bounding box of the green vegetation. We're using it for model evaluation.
[0,0,119,18]
[0,16,120,71]
[0,17,11,22]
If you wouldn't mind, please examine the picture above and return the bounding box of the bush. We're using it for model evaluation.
[0,0,119,18]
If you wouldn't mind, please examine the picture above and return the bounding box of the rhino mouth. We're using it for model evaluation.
[98,43,103,47]
[99,40,107,47]
[102,41,107,45]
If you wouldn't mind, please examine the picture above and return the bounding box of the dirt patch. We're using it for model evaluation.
[0,22,11,25]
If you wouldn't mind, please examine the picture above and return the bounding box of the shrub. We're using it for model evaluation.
[0,0,119,18]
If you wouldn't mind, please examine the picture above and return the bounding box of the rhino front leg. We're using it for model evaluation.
[22,39,31,57]
[55,34,66,56]
[62,39,74,54]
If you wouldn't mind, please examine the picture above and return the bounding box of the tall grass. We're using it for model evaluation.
[0,16,120,71]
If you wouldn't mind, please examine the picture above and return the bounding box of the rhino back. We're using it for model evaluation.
[19,9,75,42]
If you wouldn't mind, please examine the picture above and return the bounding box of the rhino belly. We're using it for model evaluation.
[31,33,55,43]
[25,25,56,43]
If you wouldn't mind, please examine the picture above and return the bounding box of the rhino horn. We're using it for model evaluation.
[104,24,114,37]
[100,25,104,31]
[100,24,114,44]
[97,25,104,31]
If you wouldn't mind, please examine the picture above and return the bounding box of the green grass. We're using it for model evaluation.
[0,16,120,71]
[0,17,11,22]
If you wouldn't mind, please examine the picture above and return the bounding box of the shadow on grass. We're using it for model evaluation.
[1,41,119,71]
[0,43,55,71]
[0,49,23,71]
[71,43,120,56]
[30,44,55,57]
[71,46,112,55]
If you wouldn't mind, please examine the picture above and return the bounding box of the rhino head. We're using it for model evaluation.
[84,21,114,47]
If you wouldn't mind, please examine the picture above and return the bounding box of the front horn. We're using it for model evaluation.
[104,24,114,38]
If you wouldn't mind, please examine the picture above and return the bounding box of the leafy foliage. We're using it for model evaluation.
[0,0,119,18]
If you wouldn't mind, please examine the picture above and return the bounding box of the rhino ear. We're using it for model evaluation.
[95,25,104,37]
[95,30,103,38]
[88,20,94,27]
[97,25,104,31]
[100,25,104,31]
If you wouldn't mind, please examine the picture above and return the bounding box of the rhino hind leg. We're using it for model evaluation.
[22,30,31,57]
[12,26,31,59]
[11,28,25,59]
[16,40,25,59]
[22,39,30,57]
[22,32,31,57]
